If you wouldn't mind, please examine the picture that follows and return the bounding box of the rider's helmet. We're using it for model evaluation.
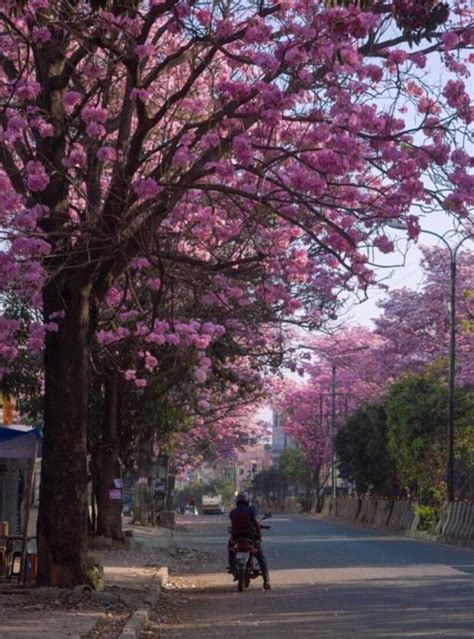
[236,491,250,505]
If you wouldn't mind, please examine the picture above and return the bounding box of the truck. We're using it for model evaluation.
[201,494,224,515]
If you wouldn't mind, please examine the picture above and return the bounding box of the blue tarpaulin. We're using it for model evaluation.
[0,426,42,459]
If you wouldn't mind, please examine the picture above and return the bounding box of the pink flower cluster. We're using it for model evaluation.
[26,161,49,192]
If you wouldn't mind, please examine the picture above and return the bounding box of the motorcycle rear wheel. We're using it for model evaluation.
[238,566,245,592]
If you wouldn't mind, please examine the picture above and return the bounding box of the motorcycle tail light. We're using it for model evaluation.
[237,541,252,552]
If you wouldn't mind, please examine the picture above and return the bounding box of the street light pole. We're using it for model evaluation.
[331,363,337,502]
[447,255,456,502]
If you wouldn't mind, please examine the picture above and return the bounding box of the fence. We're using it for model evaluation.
[322,496,473,545]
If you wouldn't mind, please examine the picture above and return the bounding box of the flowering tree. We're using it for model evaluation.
[374,246,474,382]
[88,242,291,537]
[272,326,385,506]
[1,0,472,585]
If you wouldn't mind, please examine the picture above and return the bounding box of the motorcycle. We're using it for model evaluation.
[229,514,271,592]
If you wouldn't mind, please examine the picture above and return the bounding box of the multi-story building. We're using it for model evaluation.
[271,410,295,462]
[233,444,272,492]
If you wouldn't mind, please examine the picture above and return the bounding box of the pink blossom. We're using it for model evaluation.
[388,50,408,65]
[146,278,162,291]
[244,20,272,44]
[63,91,81,106]
[135,44,155,58]
[374,235,395,254]
[194,335,212,350]
[7,115,27,138]
[172,146,192,167]
[194,368,208,383]
[450,149,470,167]
[26,161,49,192]
[81,105,108,123]
[130,88,149,102]
[12,237,50,256]
[443,80,470,111]
[96,146,117,162]
[233,134,253,167]
[86,122,106,137]
[410,53,427,68]
[32,27,51,44]
[364,64,383,82]
[133,178,161,199]
[195,9,212,26]
[442,31,459,50]
[63,144,87,168]
[33,118,54,138]
[143,352,158,371]
[15,80,40,101]
[406,215,421,240]
[165,333,181,346]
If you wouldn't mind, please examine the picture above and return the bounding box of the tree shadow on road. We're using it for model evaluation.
[159,572,474,638]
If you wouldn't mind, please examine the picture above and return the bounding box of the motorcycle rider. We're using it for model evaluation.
[228,491,271,590]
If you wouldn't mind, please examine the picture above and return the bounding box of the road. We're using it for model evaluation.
[143,514,474,638]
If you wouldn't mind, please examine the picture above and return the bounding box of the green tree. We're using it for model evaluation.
[277,448,323,512]
[336,403,398,496]
[278,448,311,485]
[251,467,288,511]
[386,370,473,503]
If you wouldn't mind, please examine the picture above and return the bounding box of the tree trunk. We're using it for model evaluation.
[95,370,123,540]
[133,445,153,525]
[37,277,92,587]
[311,469,322,513]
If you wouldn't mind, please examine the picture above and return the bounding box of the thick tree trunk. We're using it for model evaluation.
[37,277,91,587]
[95,370,123,540]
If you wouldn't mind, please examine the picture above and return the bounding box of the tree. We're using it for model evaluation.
[375,247,474,383]
[272,326,387,500]
[251,467,288,511]
[278,448,317,511]
[1,0,472,585]
[335,403,398,495]
[385,368,473,503]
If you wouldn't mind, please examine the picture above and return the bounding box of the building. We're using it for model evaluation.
[271,410,295,462]
[233,444,272,492]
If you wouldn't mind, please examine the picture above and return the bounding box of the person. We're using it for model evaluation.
[185,496,197,515]
[228,491,271,589]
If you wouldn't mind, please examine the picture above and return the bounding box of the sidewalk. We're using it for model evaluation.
[0,526,171,639]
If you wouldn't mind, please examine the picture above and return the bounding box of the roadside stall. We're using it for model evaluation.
[0,425,41,584]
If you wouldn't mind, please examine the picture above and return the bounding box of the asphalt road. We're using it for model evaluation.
[146,514,474,638]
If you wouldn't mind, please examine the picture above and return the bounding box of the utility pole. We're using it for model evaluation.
[447,255,456,502]
[297,343,370,512]
[331,363,337,502]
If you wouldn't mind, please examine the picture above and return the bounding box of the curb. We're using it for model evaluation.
[118,566,168,639]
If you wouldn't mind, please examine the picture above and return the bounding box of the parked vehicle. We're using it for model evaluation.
[202,494,224,515]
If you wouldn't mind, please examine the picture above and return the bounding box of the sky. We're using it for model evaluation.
[259,221,473,428]
[345,213,474,328]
